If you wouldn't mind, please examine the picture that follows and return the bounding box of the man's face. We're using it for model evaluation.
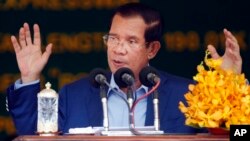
[107,14,150,81]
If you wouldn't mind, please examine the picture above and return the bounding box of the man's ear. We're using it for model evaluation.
[147,41,161,60]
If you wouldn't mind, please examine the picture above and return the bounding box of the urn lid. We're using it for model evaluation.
[38,82,58,97]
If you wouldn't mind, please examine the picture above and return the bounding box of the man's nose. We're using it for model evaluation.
[114,41,127,54]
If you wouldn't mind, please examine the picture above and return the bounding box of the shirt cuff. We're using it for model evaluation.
[14,79,40,90]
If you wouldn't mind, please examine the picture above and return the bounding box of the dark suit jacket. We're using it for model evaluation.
[7,70,206,135]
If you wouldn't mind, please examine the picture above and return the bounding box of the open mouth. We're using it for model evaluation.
[113,59,125,67]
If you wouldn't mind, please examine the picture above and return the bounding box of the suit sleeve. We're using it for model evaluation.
[6,83,40,135]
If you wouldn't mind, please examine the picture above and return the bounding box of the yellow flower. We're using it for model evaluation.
[179,50,250,130]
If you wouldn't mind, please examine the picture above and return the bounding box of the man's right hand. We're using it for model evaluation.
[11,23,52,83]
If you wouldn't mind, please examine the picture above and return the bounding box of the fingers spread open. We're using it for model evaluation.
[224,29,238,44]
[19,27,26,48]
[207,44,220,59]
[23,23,32,45]
[11,36,21,53]
[225,38,241,57]
[42,43,53,62]
[226,38,235,49]
[33,24,41,47]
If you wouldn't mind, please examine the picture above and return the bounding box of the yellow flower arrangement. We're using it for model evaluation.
[179,50,250,130]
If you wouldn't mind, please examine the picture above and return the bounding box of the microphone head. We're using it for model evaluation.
[114,67,135,88]
[89,68,108,88]
[139,66,159,87]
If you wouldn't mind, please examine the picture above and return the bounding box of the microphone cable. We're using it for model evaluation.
[103,81,130,109]
[98,68,160,135]
[129,80,161,135]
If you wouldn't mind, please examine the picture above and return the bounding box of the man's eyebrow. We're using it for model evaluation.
[107,33,118,36]
[107,33,140,40]
[127,35,140,41]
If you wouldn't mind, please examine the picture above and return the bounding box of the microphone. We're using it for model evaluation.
[139,66,161,131]
[139,66,160,87]
[89,68,108,88]
[114,67,135,109]
[114,67,135,88]
[89,68,109,131]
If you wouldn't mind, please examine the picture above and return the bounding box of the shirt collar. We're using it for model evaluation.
[107,74,148,97]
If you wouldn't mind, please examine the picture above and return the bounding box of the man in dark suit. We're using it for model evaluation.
[7,3,242,135]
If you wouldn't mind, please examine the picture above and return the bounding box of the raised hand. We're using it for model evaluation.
[11,23,52,83]
[207,28,242,74]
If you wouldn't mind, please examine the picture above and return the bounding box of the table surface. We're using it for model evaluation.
[13,134,229,141]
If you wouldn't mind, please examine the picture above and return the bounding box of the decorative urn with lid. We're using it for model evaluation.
[37,82,58,135]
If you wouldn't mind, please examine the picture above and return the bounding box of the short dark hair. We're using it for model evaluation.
[109,2,164,43]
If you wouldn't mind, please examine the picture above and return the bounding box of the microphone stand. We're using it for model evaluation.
[127,86,134,109]
[127,86,134,129]
[153,90,160,131]
[100,84,109,131]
